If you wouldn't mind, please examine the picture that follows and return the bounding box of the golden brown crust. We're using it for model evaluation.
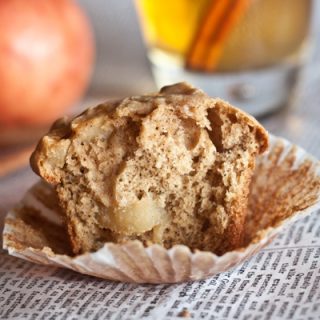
[30,116,72,184]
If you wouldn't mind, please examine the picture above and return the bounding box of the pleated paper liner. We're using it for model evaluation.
[3,135,320,283]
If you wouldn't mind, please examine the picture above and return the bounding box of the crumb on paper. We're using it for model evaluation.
[178,308,191,318]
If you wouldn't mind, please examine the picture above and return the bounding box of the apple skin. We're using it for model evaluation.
[0,0,95,126]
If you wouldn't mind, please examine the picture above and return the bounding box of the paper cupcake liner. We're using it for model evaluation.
[3,135,320,283]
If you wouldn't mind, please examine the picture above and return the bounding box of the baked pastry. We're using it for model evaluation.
[31,82,268,255]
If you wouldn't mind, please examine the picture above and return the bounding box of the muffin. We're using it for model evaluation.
[31,82,268,255]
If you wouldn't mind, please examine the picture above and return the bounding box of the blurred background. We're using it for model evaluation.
[0,0,319,179]
[81,0,319,98]
[79,0,155,96]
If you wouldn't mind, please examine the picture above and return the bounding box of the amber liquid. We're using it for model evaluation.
[136,0,312,72]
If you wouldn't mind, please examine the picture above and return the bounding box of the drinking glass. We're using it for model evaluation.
[135,0,312,116]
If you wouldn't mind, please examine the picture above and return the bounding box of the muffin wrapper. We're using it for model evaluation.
[3,135,320,283]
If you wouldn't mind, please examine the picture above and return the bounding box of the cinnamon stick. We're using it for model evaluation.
[186,0,250,72]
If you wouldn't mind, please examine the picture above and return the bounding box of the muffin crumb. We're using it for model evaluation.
[31,82,268,255]
[178,308,191,318]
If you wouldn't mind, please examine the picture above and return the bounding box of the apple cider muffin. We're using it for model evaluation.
[31,83,268,255]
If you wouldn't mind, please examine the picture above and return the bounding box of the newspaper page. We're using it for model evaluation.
[1,206,320,320]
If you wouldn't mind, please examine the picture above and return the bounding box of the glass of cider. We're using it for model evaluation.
[135,0,312,116]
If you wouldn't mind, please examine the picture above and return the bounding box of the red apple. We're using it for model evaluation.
[0,0,94,125]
